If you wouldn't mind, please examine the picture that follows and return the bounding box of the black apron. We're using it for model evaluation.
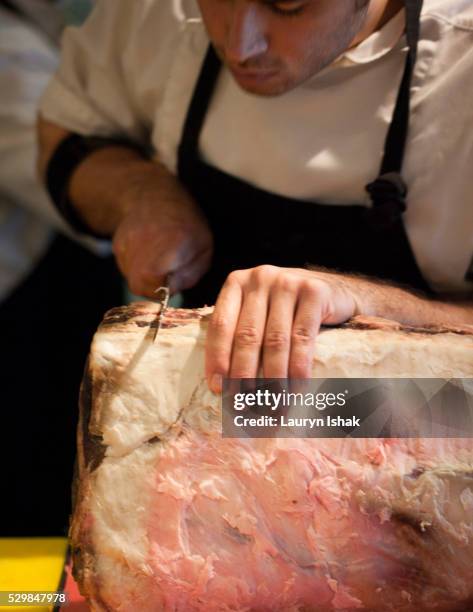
[178,0,429,308]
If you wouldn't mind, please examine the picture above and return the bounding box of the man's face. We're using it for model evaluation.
[197,0,370,96]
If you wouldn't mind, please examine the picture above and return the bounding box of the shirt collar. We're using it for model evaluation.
[342,7,406,65]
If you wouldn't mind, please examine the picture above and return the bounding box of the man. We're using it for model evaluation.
[38,0,473,394]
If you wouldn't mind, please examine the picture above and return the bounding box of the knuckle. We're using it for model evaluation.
[301,278,323,296]
[251,264,277,284]
[226,270,242,286]
[275,274,297,293]
[210,313,231,335]
[291,326,314,345]
[264,329,290,350]
[234,325,261,347]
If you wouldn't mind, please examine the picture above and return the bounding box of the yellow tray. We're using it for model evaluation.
[0,538,68,611]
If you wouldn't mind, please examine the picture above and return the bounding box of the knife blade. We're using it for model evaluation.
[152,282,170,342]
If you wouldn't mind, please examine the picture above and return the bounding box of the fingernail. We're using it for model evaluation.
[210,374,223,394]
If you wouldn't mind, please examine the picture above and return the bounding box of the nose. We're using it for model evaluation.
[224,3,269,64]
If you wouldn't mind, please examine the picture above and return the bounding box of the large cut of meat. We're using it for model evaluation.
[71,303,473,612]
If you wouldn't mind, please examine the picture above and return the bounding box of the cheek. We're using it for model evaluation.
[277,15,356,79]
[197,0,226,43]
[271,26,322,78]
[275,0,360,71]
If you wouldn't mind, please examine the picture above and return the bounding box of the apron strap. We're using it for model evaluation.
[178,46,220,179]
[366,0,424,229]
[380,0,423,175]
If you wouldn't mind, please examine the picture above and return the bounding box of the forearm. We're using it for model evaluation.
[363,285,472,327]
[37,115,181,236]
[321,270,473,328]
[68,148,171,236]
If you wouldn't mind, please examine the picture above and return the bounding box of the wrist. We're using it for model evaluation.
[321,271,422,321]
[114,159,202,232]
[350,279,407,317]
[351,279,430,324]
[113,158,169,226]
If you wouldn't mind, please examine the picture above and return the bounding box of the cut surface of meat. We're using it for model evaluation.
[71,303,473,612]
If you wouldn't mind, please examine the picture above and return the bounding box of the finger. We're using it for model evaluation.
[289,282,323,379]
[262,280,297,379]
[230,281,270,381]
[206,273,243,393]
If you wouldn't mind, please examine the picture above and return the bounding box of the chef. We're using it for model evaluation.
[38,0,473,393]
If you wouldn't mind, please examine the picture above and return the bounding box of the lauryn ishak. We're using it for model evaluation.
[233,415,361,428]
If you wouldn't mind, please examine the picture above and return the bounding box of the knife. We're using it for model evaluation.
[152,280,170,342]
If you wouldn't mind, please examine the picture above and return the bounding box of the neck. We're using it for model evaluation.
[351,0,404,47]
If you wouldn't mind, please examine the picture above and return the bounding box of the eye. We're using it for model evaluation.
[265,0,306,16]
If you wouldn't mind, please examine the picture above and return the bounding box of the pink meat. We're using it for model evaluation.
[71,304,473,612]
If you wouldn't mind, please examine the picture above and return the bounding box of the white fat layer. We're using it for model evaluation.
[91,323,208,456]
[89,308,473,456]
[91,444,160,567]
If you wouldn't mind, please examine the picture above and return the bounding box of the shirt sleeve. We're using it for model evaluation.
[39,0,181,144]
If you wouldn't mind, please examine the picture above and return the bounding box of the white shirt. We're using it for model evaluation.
[40,0,473,294]
[0,2,107,302]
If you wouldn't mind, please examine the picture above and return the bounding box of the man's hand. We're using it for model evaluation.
[205,265,473,393]
[205,266,358,392]
[37,116,213,297]
[111,164,213,297]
